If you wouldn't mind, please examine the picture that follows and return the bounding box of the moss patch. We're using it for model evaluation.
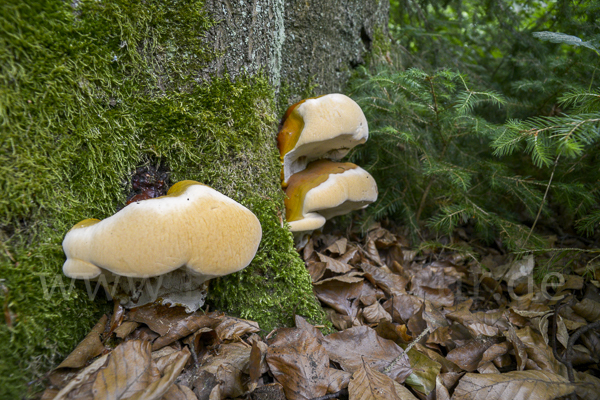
[0,1,324,397]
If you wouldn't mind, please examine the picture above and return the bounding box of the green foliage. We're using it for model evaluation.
[348,65,549,249]
[350,0,600,250]
[0,1,324,397]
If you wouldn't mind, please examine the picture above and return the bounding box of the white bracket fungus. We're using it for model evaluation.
[62,180,262,311]
[277,93,368,187]
[284,160,378,237]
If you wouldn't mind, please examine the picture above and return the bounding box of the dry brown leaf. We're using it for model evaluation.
[478,342,511,367]
[516,326,567,376]
[125,347,191,400]
[197,342,252,398]
[338,246,360,265]
[384,293,423,323]
[191,370,218,400]
[348,359,401,400]
[325,308,359,330]
[162,384,198,400]
[446,338,497,372]
[446,308,510,332]
[363,302,392,324]
[477,362,500,374]
[57,315,107,369]
[214,316,260,341]
[266,328,329,400]
[435,375,451,400]
[573,298,600,321]
[326,238,348,254]
[403,348,441,395]
[375,321,411,345]
[53,354,109,400]
[363,239,383,265]
[412,286,455,308]
[92,340,154,399]
[249,383,286,400]
[327,368,352,393]
[452,370,575,400]
[306,260,327,282]
[360,262,408,297]
[128,305,222,350]
[114,321,139,339]
[314,277,364,316]
[322,326,412,382]
[317,252,353,274]
[576,371,600,400]
[505,326,528,371]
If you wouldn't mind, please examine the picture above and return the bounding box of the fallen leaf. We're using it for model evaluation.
[435,375,451,400]
[384,293,423,323]
[214,316,260,341]
[53,354,109,400]
[306,261,327,282]
[113,321,139,339]
[403,348,441,395]
[414,344,462,373]
[162,384,198,400]
[57,315,107,369]
[516,326,567,376]
[478,342,511,367]
[348,359,401,400]
[412,286,454,308]
[327,368,352,393]
[197,343,253,398]
[92,340,155,399]
[573,298,600,321]
[504,326,527,371]
[363,239,383,265]
[363,302,392,324]
[446,338,497,372]
[125,347,191,400]
[192,370,218,400]
[360,262,408,297]
[452,370,574,400]
[318,252,353,274]
[576,371,600,400]
[128,305,222,350]
[325,238,348,255]
[322,326,412,382]
[314,277,364,316]
[266,328,329,400]
[477,362,500,374]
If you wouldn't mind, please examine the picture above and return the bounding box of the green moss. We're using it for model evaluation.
[0,1,324,397]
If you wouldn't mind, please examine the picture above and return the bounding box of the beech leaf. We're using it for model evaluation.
[452,370,575,400]
[348,359,401,400]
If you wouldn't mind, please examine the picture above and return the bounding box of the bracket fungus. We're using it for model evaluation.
[62,180,262,311]
[284,160,378,237]
[277,93,368,187]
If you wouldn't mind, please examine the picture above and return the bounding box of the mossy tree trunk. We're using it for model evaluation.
[0,0,388,397]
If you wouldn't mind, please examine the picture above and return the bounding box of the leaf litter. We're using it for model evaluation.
[39,223,600,400]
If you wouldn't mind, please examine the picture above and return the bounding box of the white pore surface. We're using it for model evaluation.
[62,184,262,279]
[282,94,368,184]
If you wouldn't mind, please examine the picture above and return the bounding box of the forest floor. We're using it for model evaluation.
[38,222,600,400]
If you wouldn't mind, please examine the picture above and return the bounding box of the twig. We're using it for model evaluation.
[383,327,430,374]
[524,153,560,247]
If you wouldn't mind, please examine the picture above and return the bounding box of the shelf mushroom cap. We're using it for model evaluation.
[62,181,262,281]
[284,160,378,234]
[277,93,368,187]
